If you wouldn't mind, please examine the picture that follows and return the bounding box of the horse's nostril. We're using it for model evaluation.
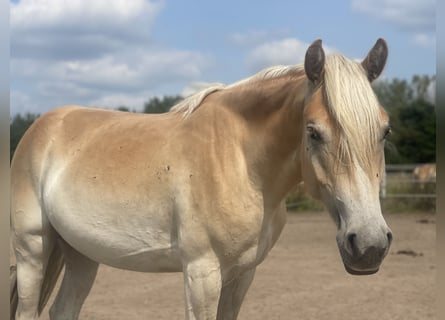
[387,231,393,246]
[347,233,357,253]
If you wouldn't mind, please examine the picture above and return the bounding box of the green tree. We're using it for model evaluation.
[374,75,436,164]
[411,74,434,102]
[143,95,183,114]
[394,99,435,163]
[116,106,130,112]
[10,113,39,161]
[373,78,413,109]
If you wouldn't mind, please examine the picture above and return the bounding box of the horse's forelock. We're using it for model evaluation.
[322,54,383,174]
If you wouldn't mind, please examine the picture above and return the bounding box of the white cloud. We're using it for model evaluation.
[11,0,163,60]
[10,0,211,115]
[246,38,336,72]
[413,33,436,47]
[247,38,307,71]
[181,81,224,97]
[11,48,208,113]
[89,93,149,111]
[11,0,161,31]
[426,79,435,104]
[10,90,34,115]
[352,0,435,33]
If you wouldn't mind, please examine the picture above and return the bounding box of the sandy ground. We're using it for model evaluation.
[14,211,435,319]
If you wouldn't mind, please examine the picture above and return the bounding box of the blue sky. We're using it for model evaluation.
[10,0,436,115]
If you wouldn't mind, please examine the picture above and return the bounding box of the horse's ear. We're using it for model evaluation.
[362,38,388,82]
[304,39,325,84]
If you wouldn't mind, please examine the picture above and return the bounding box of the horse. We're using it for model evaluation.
[10,38,393,320]
[413,163,436,190]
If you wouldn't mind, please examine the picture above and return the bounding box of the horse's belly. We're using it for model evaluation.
[44,194,182,272]
[55,218,182,272]
[96,247,182,273]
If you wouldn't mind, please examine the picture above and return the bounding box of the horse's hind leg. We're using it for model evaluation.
[12,191,56,319]
[14,240,50,320]
[49,239,99,320]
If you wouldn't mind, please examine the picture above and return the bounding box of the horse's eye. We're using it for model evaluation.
[307,125,322,142]
[383,126,392,140]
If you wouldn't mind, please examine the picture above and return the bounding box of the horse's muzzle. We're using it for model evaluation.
[338,230,392,276]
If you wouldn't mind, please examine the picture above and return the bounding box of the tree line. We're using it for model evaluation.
[373,75,435,164]
[10,76,435,164]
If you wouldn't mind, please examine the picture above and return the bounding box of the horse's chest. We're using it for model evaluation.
[226,206,287,270]
[256,213,287,262]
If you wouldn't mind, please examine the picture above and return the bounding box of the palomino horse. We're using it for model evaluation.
[413,163,436,190]
[11,39,393,319]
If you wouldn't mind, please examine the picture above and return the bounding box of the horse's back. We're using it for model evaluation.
[12,105,178,182]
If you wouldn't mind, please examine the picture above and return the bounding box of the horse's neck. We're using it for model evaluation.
[221,76,308,207]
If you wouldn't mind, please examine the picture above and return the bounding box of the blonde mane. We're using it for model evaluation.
[170,65,304,117]
[323,54,382,172]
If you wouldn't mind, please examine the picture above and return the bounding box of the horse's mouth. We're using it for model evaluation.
[344,264,379,276]
[337,243,386,276]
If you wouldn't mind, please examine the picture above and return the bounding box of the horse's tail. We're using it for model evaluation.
[10,244,65,319]
[38,243,65,315]
[10,265,18,320]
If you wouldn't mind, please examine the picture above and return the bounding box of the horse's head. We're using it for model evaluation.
[301,39,392,275]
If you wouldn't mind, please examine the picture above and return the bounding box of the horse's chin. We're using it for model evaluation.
[344,264,379,276]
[338,241,384,276]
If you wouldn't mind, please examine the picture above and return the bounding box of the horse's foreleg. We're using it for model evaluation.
[183,255,222,320]
[49,239,99,320]
[217,268,256,320]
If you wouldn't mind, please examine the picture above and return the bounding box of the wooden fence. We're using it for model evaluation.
[286,163,436,211]
[381,163,436,199]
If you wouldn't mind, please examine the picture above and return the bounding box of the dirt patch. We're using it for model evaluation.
[13,212,435,319]
[395,249,424,257]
